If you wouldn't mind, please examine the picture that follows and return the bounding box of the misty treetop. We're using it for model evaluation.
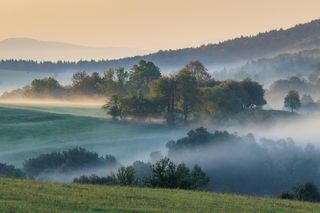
[164,127,320,195]
[23,147,118,176]
[166,127,242,155]
[74,158,209,190]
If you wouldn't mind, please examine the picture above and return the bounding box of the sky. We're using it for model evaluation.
[1,0,320,51]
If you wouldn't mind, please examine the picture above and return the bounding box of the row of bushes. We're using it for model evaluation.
[74,158,209,190]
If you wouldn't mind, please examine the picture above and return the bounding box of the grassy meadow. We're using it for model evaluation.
[0,104,185,167]
[0,178,319,213]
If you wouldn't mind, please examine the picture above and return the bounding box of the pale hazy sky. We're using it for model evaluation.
[1,0,320,50]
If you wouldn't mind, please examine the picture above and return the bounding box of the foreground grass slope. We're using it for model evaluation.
[0,178,319,213]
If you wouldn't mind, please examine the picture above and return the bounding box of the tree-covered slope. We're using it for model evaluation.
[0,178,319,213]
[2,19,320,72]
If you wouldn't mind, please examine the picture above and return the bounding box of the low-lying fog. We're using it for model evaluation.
[1,94,320,195]
[0,102,188,167]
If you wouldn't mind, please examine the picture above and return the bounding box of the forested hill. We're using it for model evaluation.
[1,19,320,73]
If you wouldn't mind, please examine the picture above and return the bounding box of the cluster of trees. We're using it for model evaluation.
[279,182,320,202]
[166,127,240,155]
[74,158,209,190]
[104,60,266,124]
[0,163,26,179]
[23,147,117,176]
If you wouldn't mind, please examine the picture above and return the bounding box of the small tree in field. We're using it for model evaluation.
[284,90,301,112]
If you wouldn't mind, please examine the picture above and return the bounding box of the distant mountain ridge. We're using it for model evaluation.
[110,19,320,70]
[0,38,151,61]
[1,19,320,73]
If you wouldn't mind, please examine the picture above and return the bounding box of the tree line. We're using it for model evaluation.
[1,59,267,125]
[74,158,209,190]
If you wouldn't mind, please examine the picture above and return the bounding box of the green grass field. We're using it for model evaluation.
[0,105,185,167]
[0,178,319,213]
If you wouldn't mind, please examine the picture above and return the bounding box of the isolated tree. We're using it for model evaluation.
[185,60,211,82]
[284,90,301,112]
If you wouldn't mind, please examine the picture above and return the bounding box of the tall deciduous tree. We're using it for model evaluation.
[176,69,199,123]
[241,78,266,108]
[150,76,176,125]
[130,60,161,95]
[102,94,124,120]
[284,90,301,112]
[185,60,211,82]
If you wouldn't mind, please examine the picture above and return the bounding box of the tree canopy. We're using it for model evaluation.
[284,90,301,112]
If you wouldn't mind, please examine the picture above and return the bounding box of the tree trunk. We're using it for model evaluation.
[184,104,188,123]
